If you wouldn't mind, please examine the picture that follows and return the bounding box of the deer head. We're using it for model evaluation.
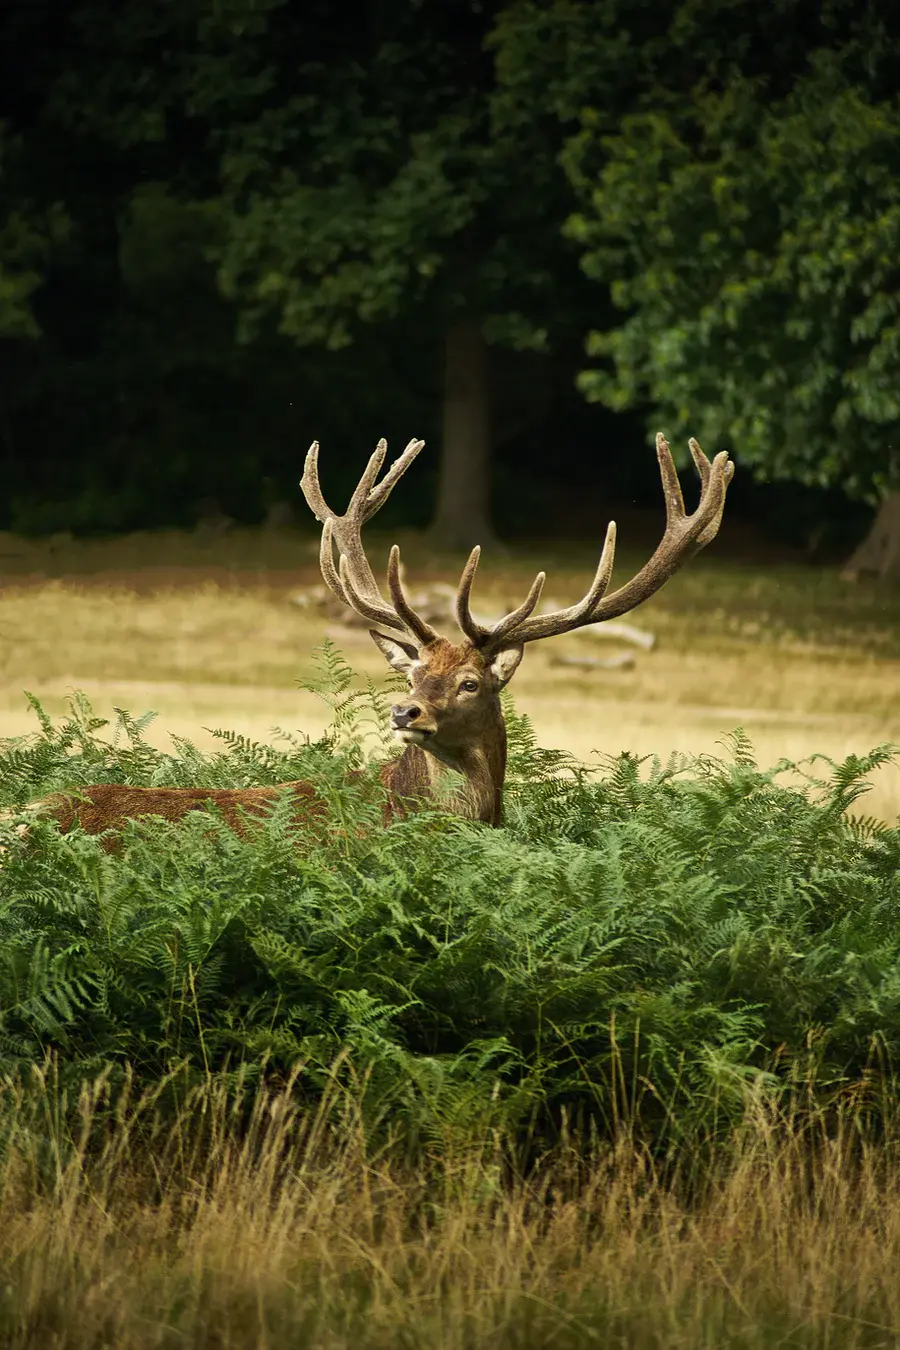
[300,432,734,825]
[31,430,733,847]
[370,634,521,756]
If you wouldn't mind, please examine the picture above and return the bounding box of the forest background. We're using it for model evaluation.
[3,0,900,571]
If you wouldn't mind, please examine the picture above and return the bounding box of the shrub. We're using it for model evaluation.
[1,646,899,1155]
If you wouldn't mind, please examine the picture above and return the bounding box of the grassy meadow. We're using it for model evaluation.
[5,1069,900,1350]
[2,517,900,1348]
[1,517,899,817]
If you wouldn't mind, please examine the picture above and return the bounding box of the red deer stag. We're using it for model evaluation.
[37,432,733,838]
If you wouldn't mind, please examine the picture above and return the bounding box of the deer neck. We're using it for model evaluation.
[381,715,507,826]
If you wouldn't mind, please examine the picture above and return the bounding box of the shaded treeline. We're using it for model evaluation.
[0,0,897,557]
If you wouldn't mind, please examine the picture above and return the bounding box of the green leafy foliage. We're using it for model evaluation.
[1,652,899,1153]
[565,19,900,497]
[0,127,70,340]
[45,0,581,352]
[6,0,900,539]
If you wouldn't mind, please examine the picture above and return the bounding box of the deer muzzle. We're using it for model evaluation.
[390,703,435,744]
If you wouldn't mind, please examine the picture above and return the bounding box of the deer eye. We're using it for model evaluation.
[459,679,479,693]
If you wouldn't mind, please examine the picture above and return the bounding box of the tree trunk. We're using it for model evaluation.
[429,319,500,551]
[841,492,900,582]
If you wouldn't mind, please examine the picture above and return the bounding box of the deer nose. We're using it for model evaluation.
[391,704,421,727]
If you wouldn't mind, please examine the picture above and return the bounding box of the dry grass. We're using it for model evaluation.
[1,522,899,817]
[3,1066,900,1349]
[3,523,900,1346]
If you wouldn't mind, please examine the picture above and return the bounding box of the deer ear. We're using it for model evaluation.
[369,630,421,675]
[490,645,524,688]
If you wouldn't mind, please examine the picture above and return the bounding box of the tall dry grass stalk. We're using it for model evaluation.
[2,1062,900,1348]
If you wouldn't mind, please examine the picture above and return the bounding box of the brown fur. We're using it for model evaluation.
[372,637,515,828]
[36,638,515,845]
[44,781,325,840]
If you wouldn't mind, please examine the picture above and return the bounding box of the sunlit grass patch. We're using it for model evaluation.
[4,1062,900,1349]
[3,524,900,818]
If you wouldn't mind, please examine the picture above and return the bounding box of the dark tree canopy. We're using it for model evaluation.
[549,0,900,502]
[1,0,899,564]
[34,0,596,546]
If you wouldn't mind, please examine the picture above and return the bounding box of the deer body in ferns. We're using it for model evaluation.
[41,433,733,837]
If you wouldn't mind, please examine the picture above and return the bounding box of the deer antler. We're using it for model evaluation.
[456,434,734,654]
[300,437,439,646]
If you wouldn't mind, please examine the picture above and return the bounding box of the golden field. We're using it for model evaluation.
[1,519,898,817]
[3,1067,900,1349]
[3,521,900,1348]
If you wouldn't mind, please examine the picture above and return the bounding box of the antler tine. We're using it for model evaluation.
[387,545,439,646]
[557,520,618,625]
[656,433,686,527]
[348,437,389,517]
[480,523,616,652]
[337,553,410,638]
[318,517,349,605]
[301,436,438,646]
[455,547,489,644]
[364,438,427,521]
[300,441,331,523]
[694,448,734,548]
[474,433,733,651]
[687,436,711,492]
[456,544,548,650]
[567,521,618,620]
[482,570,548,648]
